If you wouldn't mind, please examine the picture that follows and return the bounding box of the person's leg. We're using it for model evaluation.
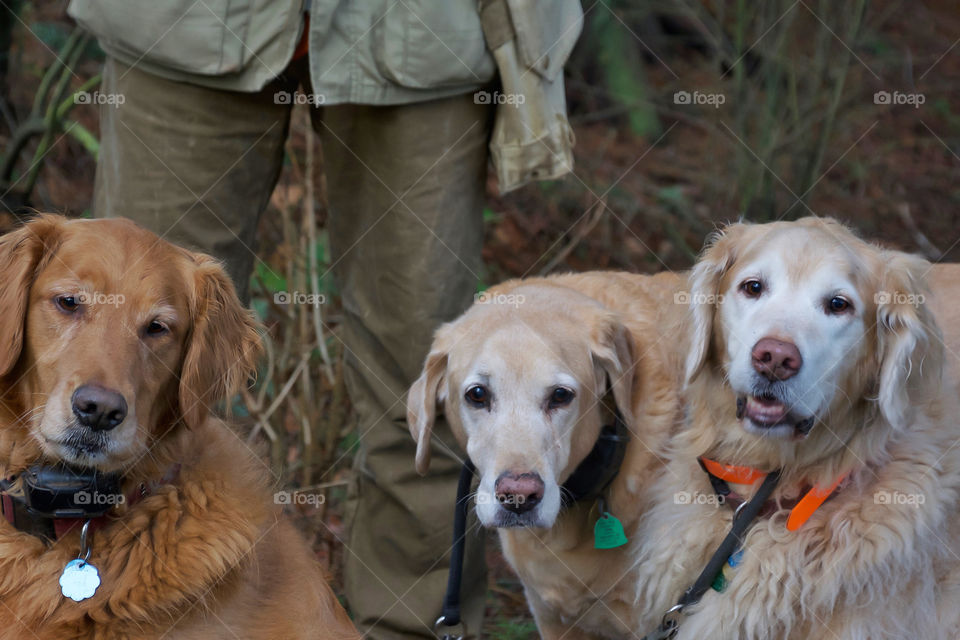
[320,95,492,639]
[93,57,293,298]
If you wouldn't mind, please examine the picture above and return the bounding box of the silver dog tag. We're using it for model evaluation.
[59,559,101,602]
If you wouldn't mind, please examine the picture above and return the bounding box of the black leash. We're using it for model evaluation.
[434,406,628,639]
[434,459,475,640]
[642,468,782,640]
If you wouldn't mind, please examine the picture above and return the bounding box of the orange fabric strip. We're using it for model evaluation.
[701,456,846,532]
[786,474,847,532]
[700,457,766,485]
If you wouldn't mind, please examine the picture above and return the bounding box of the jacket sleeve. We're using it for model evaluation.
[479,0,583,193]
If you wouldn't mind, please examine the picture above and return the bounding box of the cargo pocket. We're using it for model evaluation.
[69,0,260,76]
[372,0,496,90]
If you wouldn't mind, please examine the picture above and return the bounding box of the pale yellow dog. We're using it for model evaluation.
[633,218,960,639]
[408,271,685,638]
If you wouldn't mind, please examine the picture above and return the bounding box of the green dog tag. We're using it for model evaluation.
[594,512,628,549]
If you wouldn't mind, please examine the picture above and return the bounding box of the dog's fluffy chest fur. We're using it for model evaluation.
[631,414,960,640]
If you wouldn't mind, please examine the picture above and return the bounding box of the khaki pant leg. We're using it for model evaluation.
[93,57,293,298]
[319,95,492,640]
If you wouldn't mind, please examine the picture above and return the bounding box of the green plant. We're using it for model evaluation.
[0,26,100,210]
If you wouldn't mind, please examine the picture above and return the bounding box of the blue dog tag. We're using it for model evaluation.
[60,559,101,602]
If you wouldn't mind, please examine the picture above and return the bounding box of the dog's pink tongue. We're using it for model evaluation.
[745,396,788,425]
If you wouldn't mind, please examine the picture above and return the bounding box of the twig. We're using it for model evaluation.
[302,106,336,384]
[539,198,607,275]
[896,203,942,260]
[242,387,278,443]
[297,479,349,493]
[261,351,310,423]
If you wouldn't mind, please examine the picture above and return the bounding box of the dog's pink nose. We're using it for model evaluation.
[495,472,544,514]
[752,338,803,381]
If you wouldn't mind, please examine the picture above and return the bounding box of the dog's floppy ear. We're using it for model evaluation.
[407,345,449,475]
[0,215,62,377]
[180,254,263,428]
[684,222,745,385]
[875,251,941,430]
[589,311,636,427]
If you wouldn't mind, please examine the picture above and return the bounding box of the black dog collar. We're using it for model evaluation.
[1,464,122,539]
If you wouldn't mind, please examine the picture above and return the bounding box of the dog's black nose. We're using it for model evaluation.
[71,385,127,431]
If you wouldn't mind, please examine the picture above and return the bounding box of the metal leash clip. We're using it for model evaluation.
[434,616,465,640]
[657,603,684,639]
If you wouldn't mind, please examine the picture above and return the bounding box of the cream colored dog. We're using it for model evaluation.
[632,218,960,639]
[407,271,685,639]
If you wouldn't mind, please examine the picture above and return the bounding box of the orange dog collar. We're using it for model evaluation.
[698,457,846,531]
[700,457,766,485]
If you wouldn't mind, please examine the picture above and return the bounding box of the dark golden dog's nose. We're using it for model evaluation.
[71,385,128,431]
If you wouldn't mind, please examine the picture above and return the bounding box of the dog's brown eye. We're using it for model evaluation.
[827,297,851,314]
[465,385,489,407]
[145,320,169,337]
[548,387,574,409]
[741,279,763,298]
[55,295,80,313]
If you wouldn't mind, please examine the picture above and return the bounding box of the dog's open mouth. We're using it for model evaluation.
[736,394,815,437]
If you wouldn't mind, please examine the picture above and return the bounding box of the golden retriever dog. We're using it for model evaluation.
[0,215,358,639]
[632,217,960,639]
[407,271,686,639]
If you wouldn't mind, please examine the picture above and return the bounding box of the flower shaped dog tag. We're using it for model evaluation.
[59,559,101,602]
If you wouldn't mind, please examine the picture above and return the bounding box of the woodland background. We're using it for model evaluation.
[2,1,959,635]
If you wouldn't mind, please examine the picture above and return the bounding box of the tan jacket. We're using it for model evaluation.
[67,0,581,191]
